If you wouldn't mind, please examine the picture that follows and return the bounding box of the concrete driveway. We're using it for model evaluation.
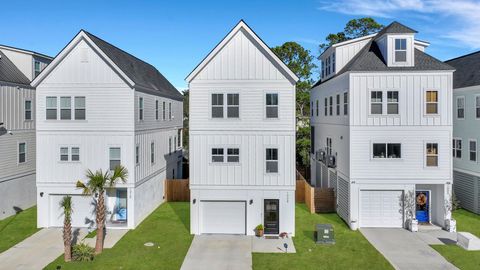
[360,228,458,270]
[180,235,252,270]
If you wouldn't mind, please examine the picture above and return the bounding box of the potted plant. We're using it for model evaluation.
[255,224,264,237]
[403,190,418,232]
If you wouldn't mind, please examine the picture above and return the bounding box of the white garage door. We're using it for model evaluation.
[49,195,95,228]
[201,201,246,234]
[360,190,403,228]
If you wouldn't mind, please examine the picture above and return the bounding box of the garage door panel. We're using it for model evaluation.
[360,190,403,228]
[50,195,96,228]
[201,201,246,234]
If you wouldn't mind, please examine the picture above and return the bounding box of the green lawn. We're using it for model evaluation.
[432,209,480,270]
[252,204,393,270]
[45,202,193,270]
[0,206,39,253]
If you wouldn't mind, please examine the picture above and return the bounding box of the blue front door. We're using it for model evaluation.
[416,191,429,223]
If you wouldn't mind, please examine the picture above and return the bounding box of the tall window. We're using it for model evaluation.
[394,38,407,62]
[60,97,71,120]
[71,147,80,161]
[470,140,477,162]
[329,96,333,116]
[169,137,172,154]
[151,142,155,164]
[75,97,86,120]
[227,93,239,118]
[336,94,340,115]
[266,93,278,118]
[139,97,144,120]
[227,148,240,163]
[178,129,182,147]
[426,91,438,114]
[326,137,332,155]
[373,143,401,158]
[343,92,348,115]
[324,98,328,116]
[174,137,177,150]
[211,93,224,118]
[387,91,399,114]
[109,147,121,170]
[46,97,57,120]
[266,148,278,173]
[426,143,438,167]
[457,97,465,119]
[371,91,383,114]
[476,96,480,119]
[169,102,172,120]
[163,101,166,120]
[25,100,32,120]
[332,52,336,73]
[453,139,462,159]
[34,60,41,77]
[156,100,159,120]
[316,100,319,116]
[60,147,69,161]
[211,148,224,162]
[135,145,139,165]
[18,143,26,163]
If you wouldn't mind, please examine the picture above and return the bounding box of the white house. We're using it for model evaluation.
[186,21,298,236]
[310,22,455,230]
[32,30,183,229]
[0,45,51,219]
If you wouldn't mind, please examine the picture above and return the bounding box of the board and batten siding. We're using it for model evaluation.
[134,91,183,131]
[334,38,371,73]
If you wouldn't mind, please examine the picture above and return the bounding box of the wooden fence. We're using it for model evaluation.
[296,172,335,214]
[164,179,190,202]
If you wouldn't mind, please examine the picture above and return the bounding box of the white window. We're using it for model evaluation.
[169,102,172,120]
[371,91,383,114]
[336,94,340,115]
[60,147,69,161]
[343,92,348,115]
[135,145,139,165]
[426,143,438,167]
[25,100,32,120]
[476,96,480,119]
[457,96,465,119]
[373,143,401,159]
[211,94,224,118]
[109,147,121,170]
[453,139,462,159]
[266,93,278,118]
[324,98,328,116]
[326,137,332,156]
[394,39,407,62]
[211,148,224,163]
[227,94,239,118]
[469,140,477,162]
[163,101,166,120]
[60,97,71,120]
[151,142,155,164]
[156,100,159,120]
[387,91,399,114]
[227,148,240,163]
[139,97,144,120]
[71,147,80,161]
[74,97,86,120]
[34,60,41,76]
[329,96,333,116]
[18,143,26,163]
[46,96,57,120]
[426,91,438,114]
[266,148,278,173]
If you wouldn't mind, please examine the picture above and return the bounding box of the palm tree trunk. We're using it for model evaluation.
[95,191,106,254]
[63,218,72,262]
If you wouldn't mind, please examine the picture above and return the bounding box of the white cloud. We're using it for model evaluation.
[318,0,480,48]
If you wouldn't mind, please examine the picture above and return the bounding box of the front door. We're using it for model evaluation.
[416,191,430,223]
[264,199,279,234]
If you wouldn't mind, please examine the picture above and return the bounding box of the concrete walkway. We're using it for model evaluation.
[361,228,458,270]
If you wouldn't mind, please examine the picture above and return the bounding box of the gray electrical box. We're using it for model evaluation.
[315,224,335,244]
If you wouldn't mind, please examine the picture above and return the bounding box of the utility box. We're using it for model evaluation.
[316,224,335,244]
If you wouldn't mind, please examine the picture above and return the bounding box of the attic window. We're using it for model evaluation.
[80,48,89,63]
[394,39,407,62]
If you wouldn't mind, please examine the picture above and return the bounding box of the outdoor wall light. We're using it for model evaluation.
[193,199,196,204]
[40,192,44,197]
[249,199,253,205]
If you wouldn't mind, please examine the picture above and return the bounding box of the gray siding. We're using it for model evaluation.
[329,170,337,194]
[337,176,350,223]
[0,173,36,219]
[453,170,480,214]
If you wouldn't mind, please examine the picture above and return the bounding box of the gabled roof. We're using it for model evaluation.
[446,51,480,89]
[375,21,417,39]
[186,20,299,83]
[0,44,53,60]
[0,50,32,87]
[32,30,183,101]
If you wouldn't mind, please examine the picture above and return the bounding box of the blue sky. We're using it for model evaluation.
[2,0,478,90]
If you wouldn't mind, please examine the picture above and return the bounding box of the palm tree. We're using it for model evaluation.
[76,165,128,254]
[60,196,73,262]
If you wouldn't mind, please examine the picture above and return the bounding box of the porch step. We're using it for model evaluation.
[418,224,443,232]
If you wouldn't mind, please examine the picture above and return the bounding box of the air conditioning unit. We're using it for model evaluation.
[316,150,326,162]
[327,155,336,168]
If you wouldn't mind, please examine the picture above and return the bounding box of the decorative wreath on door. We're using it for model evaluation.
[416,193,427,206]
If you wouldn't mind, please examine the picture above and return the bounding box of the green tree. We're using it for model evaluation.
[76,166,128,254]
[319,17,383,53]
[60,196,73,262]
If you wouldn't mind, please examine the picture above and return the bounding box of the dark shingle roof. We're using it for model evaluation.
[375,21,417,38]
[445,51,480,89]
[0,50,32,87]
[84,31,183,101]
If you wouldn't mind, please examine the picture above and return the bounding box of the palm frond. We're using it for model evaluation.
[109,165,128,187]
[59,195,73,218]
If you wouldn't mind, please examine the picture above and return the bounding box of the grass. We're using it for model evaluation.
[0,206,40,253]
[45,202,193,270]
[252,204,393,270]
[431,209,480,270]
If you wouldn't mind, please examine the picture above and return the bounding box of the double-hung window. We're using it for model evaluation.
[156,100,159,120]
[211,94,224,118]
[457,97,465,119]
[394,39,407,62]
[71,147,80,161]
[60,147,69,161]
[139,97,144,120]
[18,143,26,163]
[25,100,32,120]
[60,97,71,120]
[371,91,383,114]
[373,143,401,159]
[453,139,462,159]
[212,148,224,163]
[426,143,438,167]
[151,142,155,164]
[387,91,399,114]
[46,97,57,120]
[329,96,333,116]
[266,93,278,118]
[476,96,480,119]
[426,91,438,114]
[470,140,477,162]
[324,98,328,116]
[227,148,240,163]
[266,148,278,173]
[336,94,340,115]
[74,97,86,120]
[227,94,239,118]
[109,147,121,170]
[343,92,348,115]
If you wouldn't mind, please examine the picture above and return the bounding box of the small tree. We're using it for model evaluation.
[76,166,128,254]
[60,196,73,262]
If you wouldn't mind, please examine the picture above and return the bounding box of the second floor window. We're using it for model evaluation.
[34,61,41,77]
[139,97,144,120]
[135,145,139,165]
[60,147,69,161]
[18,143,26,163]
[387,91,399,114]
[343,92,348,115]
[373,143,401,159]
[336,94,340,115]
[395,39,407,62]
[476,96,480,119]
[212,148,224,162]
[316,100,319,116]
[326,137,332,156]
[453,139,462,159]
[227,148,240,163]
[329,96,333,115]
[25,100,32,120]
[227,94,239,118]
[109,147,121,170]
[60,97,71,120]
[46,97,57,120]
[212,94,224,118]
[163,101,166,120]
[71,147,80,161]
[151,142,155,164]
[426,143,438,167]
[266,148,278,173]
[426,91,438,114]
[324,98,328,116]
[75,97,86,120]
[470,140,477,162]
[371,91,383,114]
[457,97,465,119]
[156,100,159,120]
[266,93,278,118]
[169,102,172,120]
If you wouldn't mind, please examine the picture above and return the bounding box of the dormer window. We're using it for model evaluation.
[332,52,336,73]
[394,39,407,62]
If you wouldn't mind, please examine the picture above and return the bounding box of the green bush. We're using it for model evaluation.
[72,242,95,262]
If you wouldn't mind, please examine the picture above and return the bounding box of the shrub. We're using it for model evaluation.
[72,242,95,262]
[255,224,264,231]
